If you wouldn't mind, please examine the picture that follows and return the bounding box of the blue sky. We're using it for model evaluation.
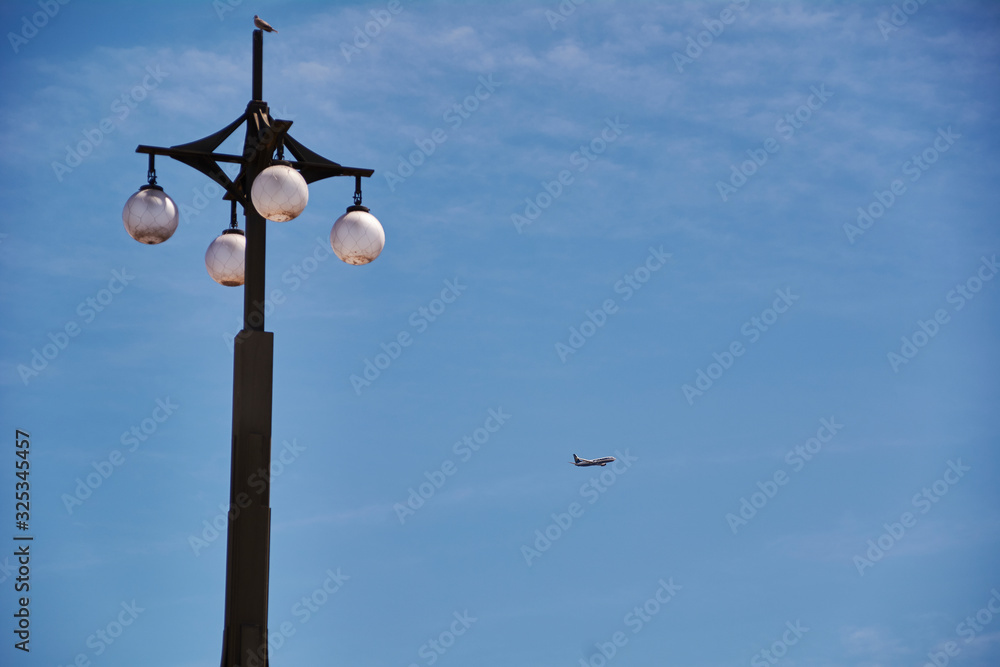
[1,0,999,665]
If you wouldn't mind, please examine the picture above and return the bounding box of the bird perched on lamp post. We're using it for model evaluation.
[253,15,278,32]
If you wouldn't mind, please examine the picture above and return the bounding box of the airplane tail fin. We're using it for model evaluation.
[572,454,581,463]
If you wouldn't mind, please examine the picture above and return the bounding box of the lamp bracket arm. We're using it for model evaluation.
[283,133,374,184]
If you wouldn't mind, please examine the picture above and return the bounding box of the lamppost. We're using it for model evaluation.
[122,27,384,667]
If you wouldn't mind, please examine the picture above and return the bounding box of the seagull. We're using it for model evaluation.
[254,15,278,33]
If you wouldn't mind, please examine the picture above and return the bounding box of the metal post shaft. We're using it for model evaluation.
[220,28,273,667]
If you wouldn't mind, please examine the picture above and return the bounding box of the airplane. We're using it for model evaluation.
[571,454,616,467]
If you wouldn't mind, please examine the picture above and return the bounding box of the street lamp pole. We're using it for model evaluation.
[123,27,384,667]
[218,27,274,667]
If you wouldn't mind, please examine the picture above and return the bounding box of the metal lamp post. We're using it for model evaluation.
[122,28,383,667]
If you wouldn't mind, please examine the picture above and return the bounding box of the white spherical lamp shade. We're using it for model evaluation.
[330,206,385,265]
[205,229,246,286]
[250,164,308,222]
[122,185,179,244]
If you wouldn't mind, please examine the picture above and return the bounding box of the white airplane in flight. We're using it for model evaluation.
[571,454,616,467]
